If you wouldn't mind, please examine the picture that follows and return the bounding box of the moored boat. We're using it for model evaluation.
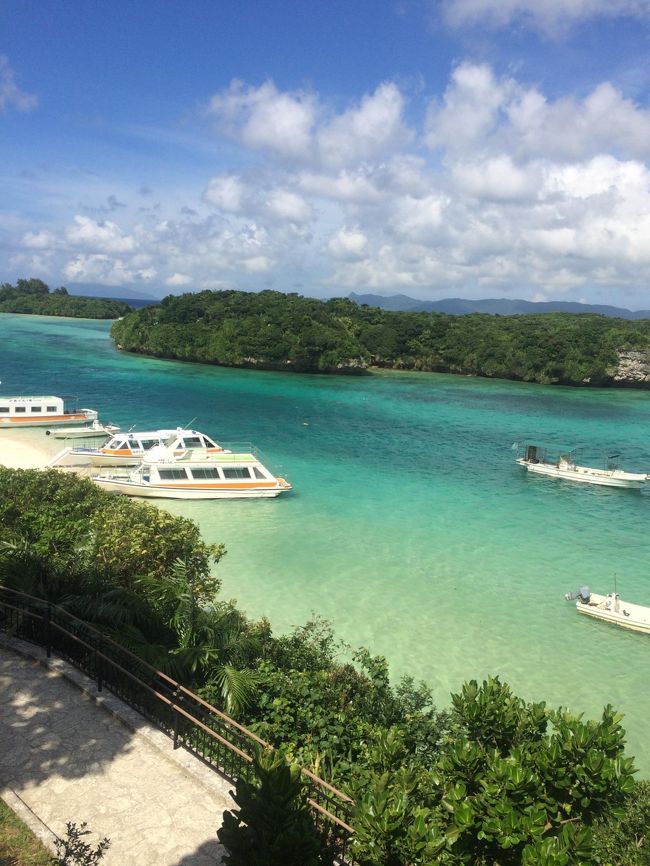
[565,586,650,634]
[46,419,120,439]
[66,427,226,466]
[0,395,97,428]
[92,435,291,500]
[515,443,649,489]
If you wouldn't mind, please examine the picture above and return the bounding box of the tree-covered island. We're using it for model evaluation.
[1,278,131,319]
[111,288,650,387]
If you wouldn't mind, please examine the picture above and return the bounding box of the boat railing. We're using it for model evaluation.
[0,586,354,858]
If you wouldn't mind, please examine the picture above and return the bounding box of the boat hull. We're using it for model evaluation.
[47,425,118,439]
[517,459,647,488]
[0,411,97,428]
[576,593,650,634]
[92,477,288,499]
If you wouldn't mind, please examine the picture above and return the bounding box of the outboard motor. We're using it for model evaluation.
[564,585,591,603]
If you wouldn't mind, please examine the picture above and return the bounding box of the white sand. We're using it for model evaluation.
[0,429,67,469]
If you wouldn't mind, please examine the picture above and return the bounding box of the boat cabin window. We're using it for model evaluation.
[47,405,57,412]
[0,407,8,413]
[190,468,221,479]
[158,468,189,480]
[106,438,123,449]
[140,439,160,451]
[253,467,267,480]
[15,406,26,413]
[30,406,42,413]
[181,436,203,448]
[223,467,251,480]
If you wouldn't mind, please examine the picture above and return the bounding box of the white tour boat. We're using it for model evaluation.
[565,586,650,635]
[91,438,291,500]
[0,395,98,428]
[515,443,649,489]
[67,428,226,466]
[46,419,120,439]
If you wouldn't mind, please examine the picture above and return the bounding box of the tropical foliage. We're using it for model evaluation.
[0,278,130,319]
[111,288,650,384]
[217,747,329,866]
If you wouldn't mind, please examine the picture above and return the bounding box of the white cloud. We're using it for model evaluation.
[0,55,37,113]
[327,227,369,260]
[65,216,136,253]
[21,230,57,249]
[64,254,156,285]
[389,194,448,243]
[203,174,245,212]
[317,83,411,169]
[207,80,316,160]
[453,156,539,200]
[165,272,192,286]
[427,63,650,162]
[243,255,272,273]
[298,169,382,203]
[265,189,312,223]
[9,64,650,303]
[441,0,650,33]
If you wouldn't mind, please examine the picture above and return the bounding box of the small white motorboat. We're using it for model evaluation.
[515,443,649,489]
[0,395,98,428]
[565,586,650,634]
[46,420,120,438]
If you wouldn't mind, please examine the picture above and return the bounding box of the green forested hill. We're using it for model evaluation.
[0,278,131,319]
[110,288,650,386]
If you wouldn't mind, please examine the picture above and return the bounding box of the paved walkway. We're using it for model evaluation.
[0,643,233,865]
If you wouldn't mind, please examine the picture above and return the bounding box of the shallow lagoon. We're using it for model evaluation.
[3,313,650,770]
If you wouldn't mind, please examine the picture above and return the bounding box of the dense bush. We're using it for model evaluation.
[0,278,130,319]
[111,288,650,384]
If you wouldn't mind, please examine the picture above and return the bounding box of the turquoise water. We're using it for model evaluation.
[3,313,650,770]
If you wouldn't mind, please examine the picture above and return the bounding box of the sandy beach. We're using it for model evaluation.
[0,429,71,470]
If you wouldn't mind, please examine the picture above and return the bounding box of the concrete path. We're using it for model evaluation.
[0,643,234,865]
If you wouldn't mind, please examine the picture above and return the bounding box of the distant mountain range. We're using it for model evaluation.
[348,292,650,320]
[66,282,158,302]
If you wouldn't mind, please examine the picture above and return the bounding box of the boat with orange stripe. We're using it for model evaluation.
[70,428,226,466]
[0,395,97,428]
[91,436,292,500]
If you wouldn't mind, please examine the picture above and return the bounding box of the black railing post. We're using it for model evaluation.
[96,633,103,692]
[173,688,182,749]
[45,602,52,658]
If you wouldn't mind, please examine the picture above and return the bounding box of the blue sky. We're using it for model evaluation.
[2,0,650,305]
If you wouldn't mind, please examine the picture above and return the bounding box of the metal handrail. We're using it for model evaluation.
[0,586,355,847]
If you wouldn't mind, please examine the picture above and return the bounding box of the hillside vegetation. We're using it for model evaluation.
[1,278,131,319]
[111,288,650,386]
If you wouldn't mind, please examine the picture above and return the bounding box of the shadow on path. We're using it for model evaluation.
[0,647,229,866]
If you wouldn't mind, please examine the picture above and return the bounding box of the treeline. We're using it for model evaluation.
[0,467,648,865]
[110,288,650,385]
[1,278,131,319]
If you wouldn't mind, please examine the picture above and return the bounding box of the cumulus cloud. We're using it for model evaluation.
[64,253,156,285]
[0,56,37,113]
[441,0,650,34]
[165,272,192,286]
[317,83,411,169]
[65,216,136,253]
[10,63,650,302]
[327,227,369,260]
[426,62,650,162]
[265,189,312,223]
[203,174,245,212]
[207,80,317,160]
